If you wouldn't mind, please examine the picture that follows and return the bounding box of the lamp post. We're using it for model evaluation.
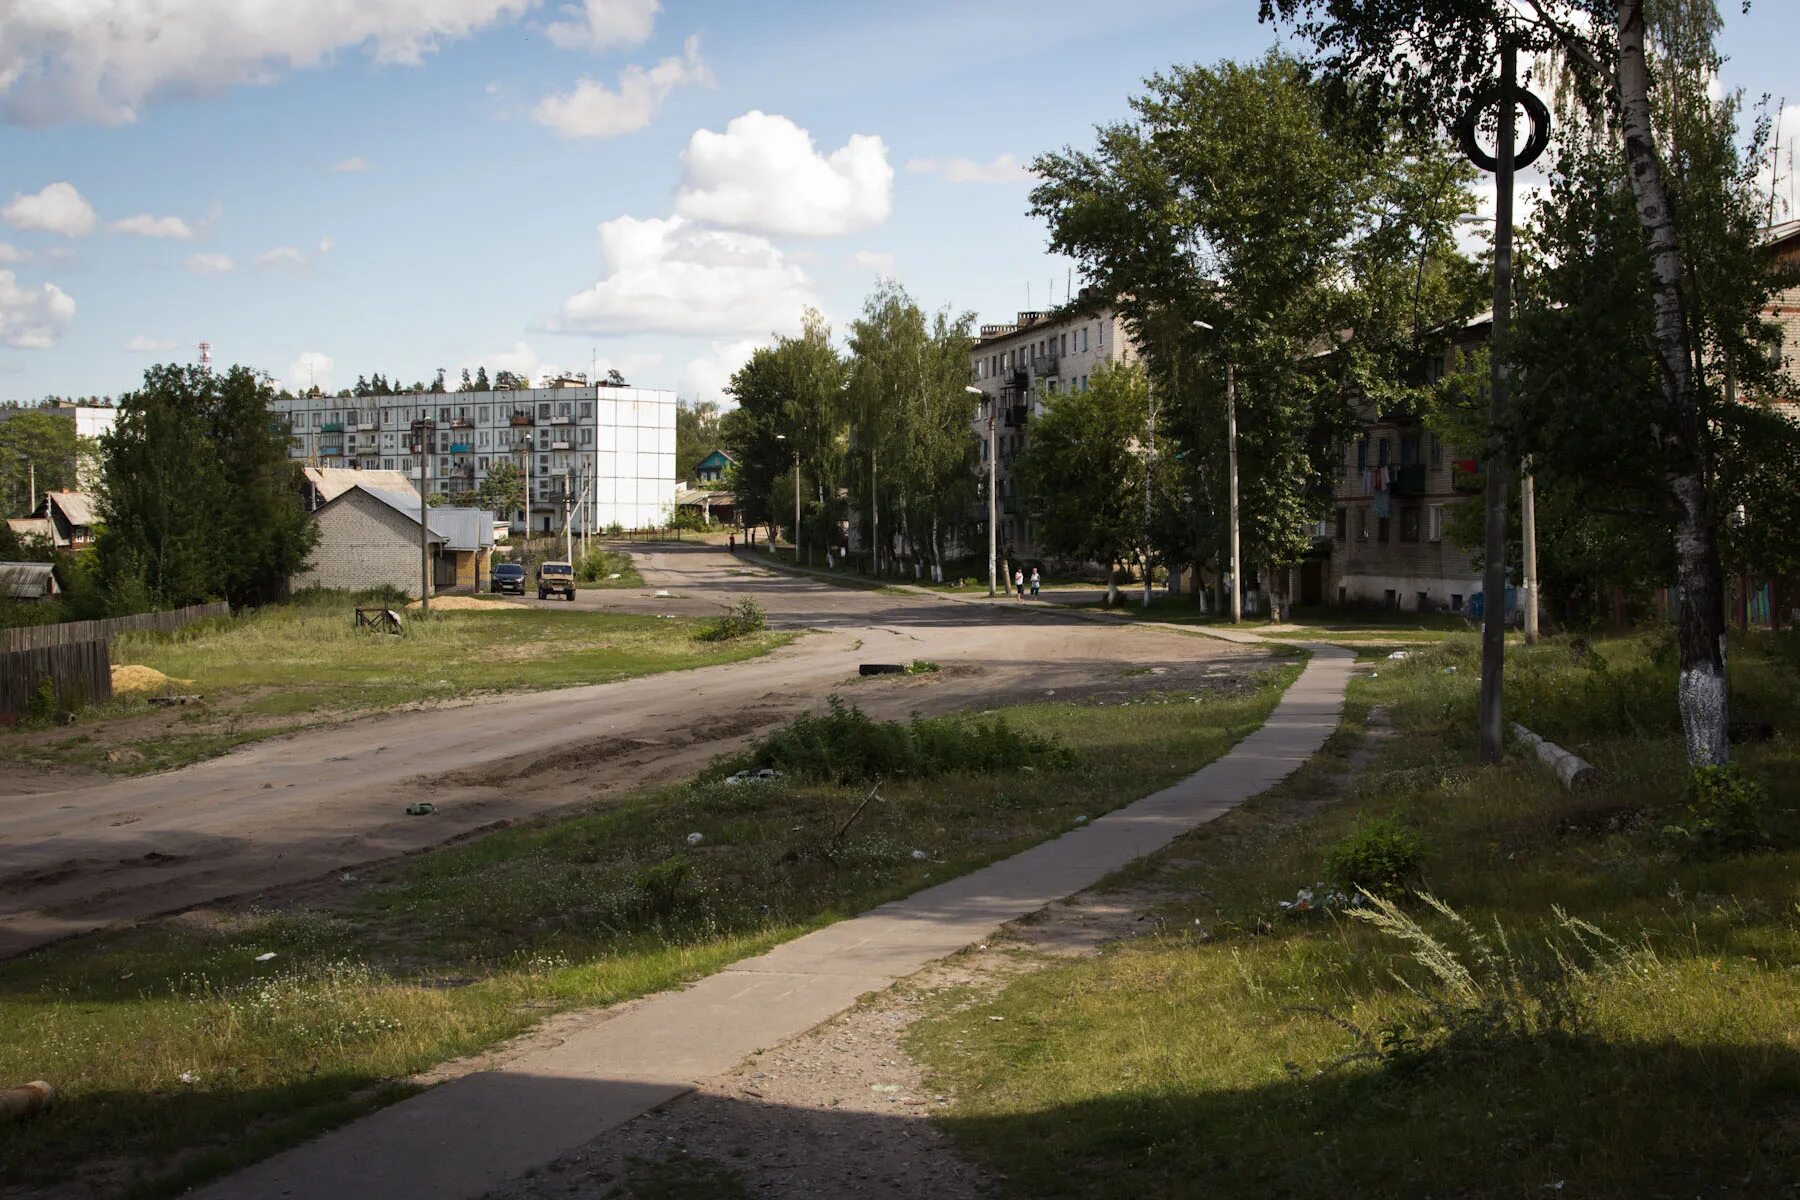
[410,419,435,614]
[965,385,994,596]
[1192,319,1241,623]
[773,434,799,563]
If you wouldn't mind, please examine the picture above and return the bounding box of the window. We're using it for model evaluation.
[1400,434,1420,466]
[438,407,449,422]
[537,455,548,470]
[1430,433,1442,468]
[1377,438,1390,467]
[311,412,322,426]
[579,427,593,445]
[1400,506,1420,542]
[478,406,488,422]
[1059,333,1067,355]
[1377,516,1390,543]
[558,402,571,417]
[1358,508,1369,540]
[478,457,488,470]
[538,403,550,418]
[1451,592,1464,611]
[579,401,592,417]
[458,407,469,419]
[1427,504,1444,542]
[1335,507,1347,541]
[1355,437,1368,470]
[438,457,449,471]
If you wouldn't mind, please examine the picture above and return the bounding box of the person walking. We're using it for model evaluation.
[1013,567,1025,601]
[728,532,735,552]
[1029,567,1040,599]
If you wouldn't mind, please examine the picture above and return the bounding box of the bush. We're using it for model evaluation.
[1661,764,1772,855]
[731,695,1074,784]
[576,548,637,584]
[697,597,766,642]
[1324,816,1428,897]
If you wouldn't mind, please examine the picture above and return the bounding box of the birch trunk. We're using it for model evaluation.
[1617,0,1730,765]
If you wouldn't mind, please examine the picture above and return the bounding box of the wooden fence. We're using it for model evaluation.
[1,602,228,721]
[0,601,230,654]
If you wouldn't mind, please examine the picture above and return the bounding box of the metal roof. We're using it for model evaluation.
[0,561,58,599]
[45,491,96,526]
[304,467,418,503]
[344,485,494,550]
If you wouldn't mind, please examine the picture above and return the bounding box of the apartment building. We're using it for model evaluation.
[966,300,1139,560]
[1323,314,1488,612]
[270,385,676,533]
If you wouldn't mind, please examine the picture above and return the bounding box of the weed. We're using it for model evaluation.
[697,597,767,642]
[1661,763,1774,855]
[905,659,940,675]
[1322,816,1427,896]
[729,695,1074,784]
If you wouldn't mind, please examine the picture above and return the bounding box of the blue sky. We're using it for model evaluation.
[0,0,1794,406]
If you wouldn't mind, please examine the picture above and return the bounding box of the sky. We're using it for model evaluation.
[0,0,1795,408]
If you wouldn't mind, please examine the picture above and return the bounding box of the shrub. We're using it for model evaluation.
[1324,816,1428,897]
[23,678,59,724]
[732,695,1074,784]
[697,597,766,642]
[1661,764,1772,855]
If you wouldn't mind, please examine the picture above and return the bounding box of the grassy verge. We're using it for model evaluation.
[0,590,791,773]
[575,548,644,589]
[907,629,1800,1199]
[0,660,1300,1198]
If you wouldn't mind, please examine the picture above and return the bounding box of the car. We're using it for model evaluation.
[490,562,526,595]
[537,560,576,601]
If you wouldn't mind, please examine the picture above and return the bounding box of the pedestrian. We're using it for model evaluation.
[1029,567,1040,599]
[728,531,735,552]
[1014,567,1025,600]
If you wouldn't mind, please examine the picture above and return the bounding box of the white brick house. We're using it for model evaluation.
[291,486,446,598]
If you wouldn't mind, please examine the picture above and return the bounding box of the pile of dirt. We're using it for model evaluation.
[404,596,522,612]
[110,665,192,694]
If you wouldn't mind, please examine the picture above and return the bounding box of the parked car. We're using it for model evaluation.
[537,560,576,601]
[491,562,526,595]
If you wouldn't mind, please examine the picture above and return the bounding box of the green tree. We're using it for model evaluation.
[474,460,526,520]
[0,407,93,516]
[676,398,723,484]
[473,366,490,392]
[1015,363,1151,605]
[1257,0,1759,766]
[98,365,315,609]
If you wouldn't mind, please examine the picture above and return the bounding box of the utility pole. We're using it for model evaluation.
[1143,371,1156,609]
[1227,360,1241,623]
[963,385,995,596]
[793,445,802,566]
[412,419,434,614]
[1522,458,1539,644]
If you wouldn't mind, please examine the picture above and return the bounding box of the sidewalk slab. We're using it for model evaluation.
[196,646,1355,1200]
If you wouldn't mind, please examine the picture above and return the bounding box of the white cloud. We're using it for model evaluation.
[124,334,179,352]
[559,214,816,338]
[459,341,663,388]
[3,182,97,236]
[186,252,234,276]
[544,0,659,52]
[0,1,533,126]
[680,338,764,406]
[253,246,307,269]
[0,243,28,263]
[849,249,896,277]
[904,153,1034,184]
[0,270,76,349]
[532,34,709,140]
[287,351,335,394]
[485,81,501,96]
[109,213,195,239]
[675,111,892,237]
[329,155,372,173]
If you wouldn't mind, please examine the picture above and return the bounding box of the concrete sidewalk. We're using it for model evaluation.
[197,645,1356,1200]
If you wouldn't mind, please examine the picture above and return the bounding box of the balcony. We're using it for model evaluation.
[510,412,533,426]
[551,440,572,451]
[321,422,343,433]
[356,420,377,431]
[550,414,575,426]
[451,416,474,430]
[450,443,473,454]
[1002,404,1029,428]
[320,444,343,457]
[1390,463,1427,497]
[1033,354,1061,377]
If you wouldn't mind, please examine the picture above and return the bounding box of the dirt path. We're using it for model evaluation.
[0,543,1263,959]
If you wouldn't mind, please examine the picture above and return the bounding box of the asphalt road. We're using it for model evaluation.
[0,543,1261,959]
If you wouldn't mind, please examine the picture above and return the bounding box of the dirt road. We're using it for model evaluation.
[0,544,1261,958]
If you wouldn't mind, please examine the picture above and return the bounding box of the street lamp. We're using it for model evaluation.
[965,385,994,597]
[1192,319,1241,623]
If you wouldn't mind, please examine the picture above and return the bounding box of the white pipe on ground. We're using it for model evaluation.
[1511,723,1600,792]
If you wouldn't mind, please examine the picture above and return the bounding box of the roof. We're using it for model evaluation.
[304,466,418,503]
[337,484,494,550]
[675,487,736,506]
[694,449,737,470]
[1763,218,1800,250]
[0,561,58,598]
[5,517,53,542]
[45,491,96,526]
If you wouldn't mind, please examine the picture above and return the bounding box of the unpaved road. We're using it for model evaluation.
[0,544,1260,958]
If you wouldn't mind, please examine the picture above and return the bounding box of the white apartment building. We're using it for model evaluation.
[966,301,1139,559]
[270,385,676,534]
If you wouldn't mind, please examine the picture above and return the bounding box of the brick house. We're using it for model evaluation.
[291,484,493,598]
[1322,313,1490,613]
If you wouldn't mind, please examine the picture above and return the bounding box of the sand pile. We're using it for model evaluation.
[404,595,523,612]
[111,665,193,694]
